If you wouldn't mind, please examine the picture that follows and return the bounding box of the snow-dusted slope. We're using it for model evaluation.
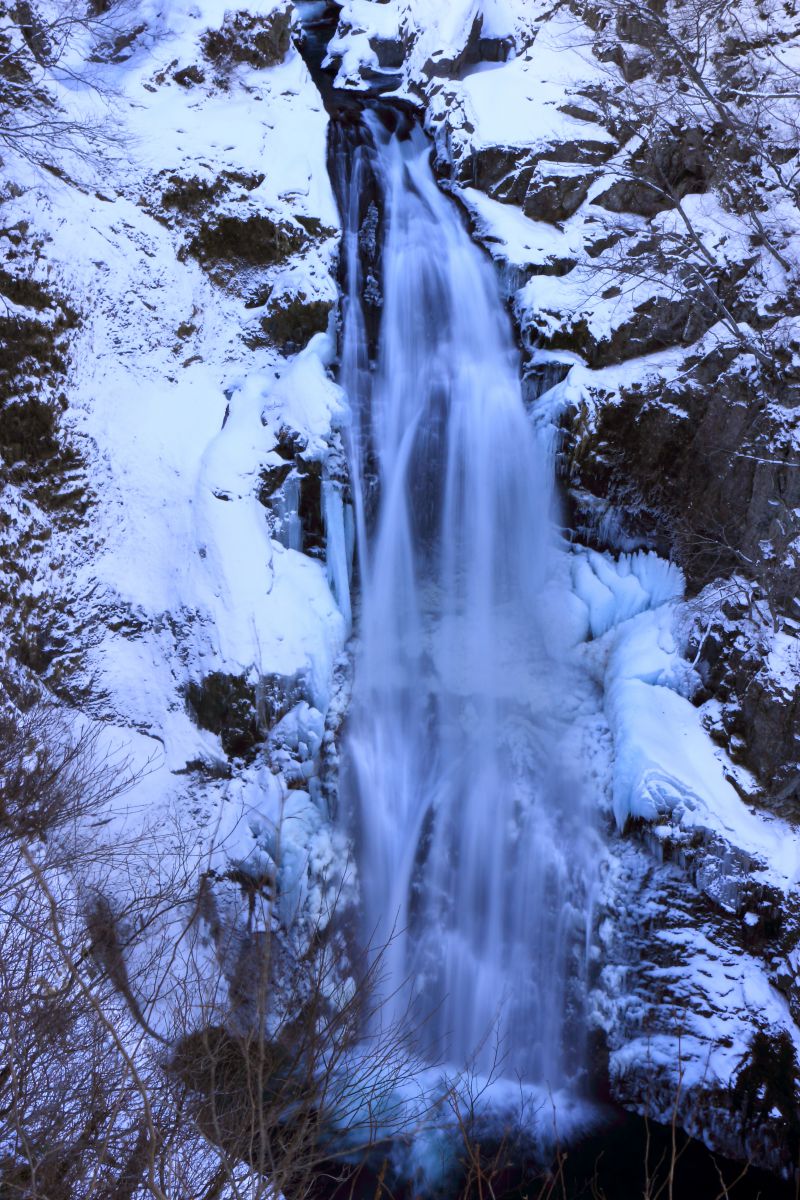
[0,1,352,949]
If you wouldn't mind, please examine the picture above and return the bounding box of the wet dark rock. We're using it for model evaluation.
[522,164,598,224]
[420,12,515,78]
[260,454,328,559]
[596,41,653,83]
[474,34,515,63]
[369,34,405,70]
[688,596,800,814]
[739,670,800,807]
[558,101,606,123]
[456,138,612,197]
[257,461,293,504]
[560,347,800,604]
[593,123,713,217]
[273,424,309,463]
[591,176,671,218]
[422,12,483,78]
[523,291,706,367]
[186,672,262,758]
[173,63,206,87]
[295,215,338,240]
[297,460,325,556]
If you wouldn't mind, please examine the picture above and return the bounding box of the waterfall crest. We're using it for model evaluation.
[336,115,595,1090]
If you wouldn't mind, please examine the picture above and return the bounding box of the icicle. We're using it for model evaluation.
[273,475,302,551]
[323,478,352,631]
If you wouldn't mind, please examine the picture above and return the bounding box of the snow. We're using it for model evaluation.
[767,628,800,688]
[461,186,580,268]
[603,603,800,885]
[336,0,402,41]
[478,0,540,41]
[0,0,355,967]
[326,0,393,85]
[562,547,800,891]
[572,549,684,639]
[458,13,614,152]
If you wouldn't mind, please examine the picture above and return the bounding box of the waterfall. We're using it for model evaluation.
[335,113,596,1092]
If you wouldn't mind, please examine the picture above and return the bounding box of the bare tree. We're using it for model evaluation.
[587,0,800,255]
[0,0,137,171]
[0,702,442,1199]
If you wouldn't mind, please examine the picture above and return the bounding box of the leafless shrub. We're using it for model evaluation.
[0,702,135,841]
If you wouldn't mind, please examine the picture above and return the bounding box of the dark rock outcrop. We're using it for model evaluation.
[188,208,306,268]
[256,293,333,353]
[153,168,308,275]
[561,347,800,605]
[688,588,800,814]
[201,5,293,71]
[186,670,309,759]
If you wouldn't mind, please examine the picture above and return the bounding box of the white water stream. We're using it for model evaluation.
[337,117,597,1090]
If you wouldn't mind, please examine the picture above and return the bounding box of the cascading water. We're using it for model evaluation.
[334,112,597,1092]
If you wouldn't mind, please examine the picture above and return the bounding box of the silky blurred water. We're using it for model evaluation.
[335,116,597,1090]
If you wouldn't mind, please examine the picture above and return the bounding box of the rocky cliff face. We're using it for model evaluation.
[327,0,800,1174]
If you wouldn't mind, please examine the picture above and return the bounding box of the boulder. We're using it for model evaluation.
[522,163,598,224]
[593,124,713,217]
[369,34,405,70]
